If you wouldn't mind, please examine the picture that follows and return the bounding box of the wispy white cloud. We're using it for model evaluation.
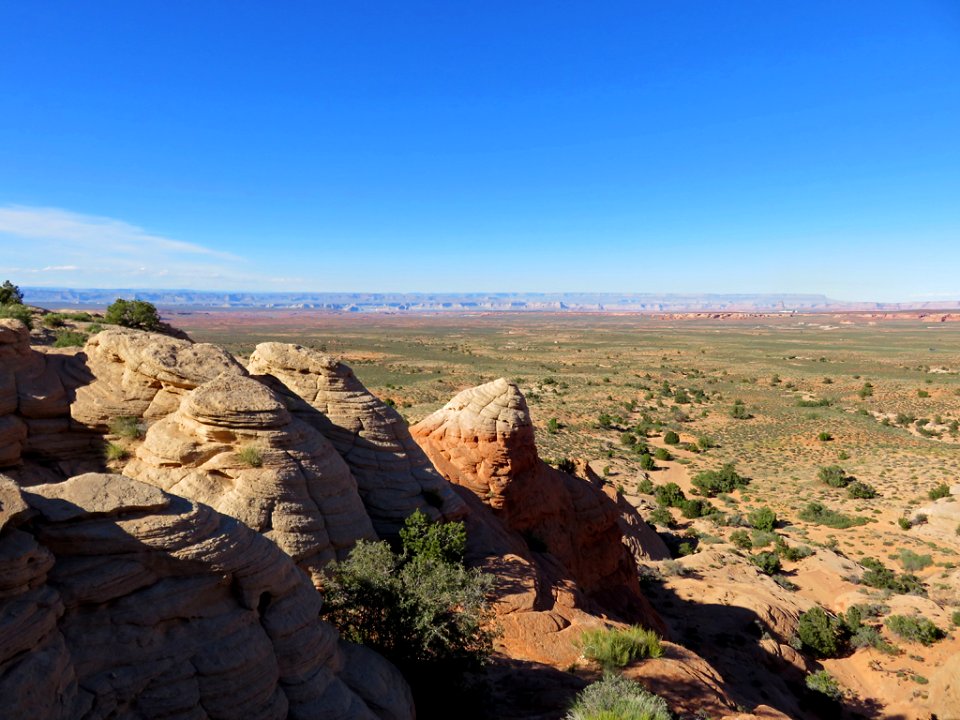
[0,205,297,289]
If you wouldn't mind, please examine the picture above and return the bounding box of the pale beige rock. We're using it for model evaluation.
[248,342,465,535]
[0,473,412,720]
[124,374,376,584]
[71,327,245,429]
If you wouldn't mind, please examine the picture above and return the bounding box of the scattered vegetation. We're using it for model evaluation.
[565,674,671,720]
[798,502,868,529]
[109,415,145,440]
[690,463,748,497]
[805,669,843,701]
[237,445,264,468]
[104,298,162,331]
[884,615,944,645]
[579,625,664,671]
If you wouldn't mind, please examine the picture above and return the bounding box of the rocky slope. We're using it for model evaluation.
[0,472,413,720]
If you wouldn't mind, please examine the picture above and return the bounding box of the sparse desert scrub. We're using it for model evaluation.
[805,669,843,700]
[237,445,264,468]
[578,625,664,671]
[884,615,944,645]
[565,674,671,720]
[104,442,129,462]
[797,606,846,658]
[109,415,145,440]
[798,502,867,529]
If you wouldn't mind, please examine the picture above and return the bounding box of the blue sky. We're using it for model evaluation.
[1,1,958,300]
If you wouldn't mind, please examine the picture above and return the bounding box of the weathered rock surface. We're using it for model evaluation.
[248,342,465,535]
[411,378,661,663]
[71,327,245,429]
[411,379,648,607]
[0,473,413,720]
[0,320,99,474]
[124,374,377,585]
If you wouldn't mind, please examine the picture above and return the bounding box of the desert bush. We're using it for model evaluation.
[751,551,781,575]
[898,549,932,572]
[636,477,655,494]
[653,447,671,461]
[796,398,832,407]
[847,481,878,499]
[898,517,912,530]
[775,537,813,562]
[237,445,264,468]
[798,502,867,529]
[884,615,944,645]
[579,625,663,671]
[104,298,161,331]
[928,482,951,500]
[730,399,751,419]
[104,442,129,462]
[42,313,65,328]
[399,509,466,565]
[654,482,685,508]
[859,558,925,595]
[663,430,680,445]
[817,431,833,442]
[951,610,960,627]
[647,507,674,527]
[109,415,144,440]
[805,669,842,700]
[817,465,851,488]
[729,529,752,550]
[639,453,656,471]
[556,458,576,473]
[620,432,637,446]
[321,513,494,706]
[696,434,716,450]
[53,329,87,348]
[691,463,748,497]
[678,498,714,519]
[797,607,846,658]
[547,418,560,434]
[748,506,777,532]
[0,302,32,328]
[565,673,671,720]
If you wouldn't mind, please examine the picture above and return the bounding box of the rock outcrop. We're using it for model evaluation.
[411,378,661,663]
[0,319,99,477]
[71,328,245,429]
[247,342,464,536]
[124,374,377,585]
[0,472,414,720]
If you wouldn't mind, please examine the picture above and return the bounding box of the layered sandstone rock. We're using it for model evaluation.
[411,378,661,663]
[71,327,245,429]
[0,473,413,720]
[247,342,465,535]
[411,378,646,606]
[0,320,99,474]
[124,374,377,584]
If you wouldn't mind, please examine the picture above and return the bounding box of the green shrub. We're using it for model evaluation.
[53,330,87,348]
[884,615,944,645]
[636,477,655,494]
[691,463,748,497]
[751,551,781,575]
[647,507,674,527]
[775,537,813,562]
[951,610,960,627]
[42,313,65,328]
[678,498,714,519]
[796,398,833,407]
[108,415,144,440]
[817,465,851,488]
[399,509,466,565]
[797,607,845,658]
[321,514,494,707]
[565,674,671,720]
[817,431,833,442]
[579,625,664,671]
[104,442,129,462]
[547,418,560,434]
[104,298,161,331]
[663,430,680,445]
[696,435,715,450]
[730,399,751,419]
[859,558,925,595]
[847,481,878,499]
[748,506,777,532]
[928,482,951,500]
[898,517,912,530]
[898,549,932,572]
[237,445,264,468]
[0,302,32,329]
[653,447,671,461]
[798,502,867,529]
[729,529,752,550]
[654,483,685,508]
[639,454,656,471]
[805,669,842,700]
[620,432,637,446]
